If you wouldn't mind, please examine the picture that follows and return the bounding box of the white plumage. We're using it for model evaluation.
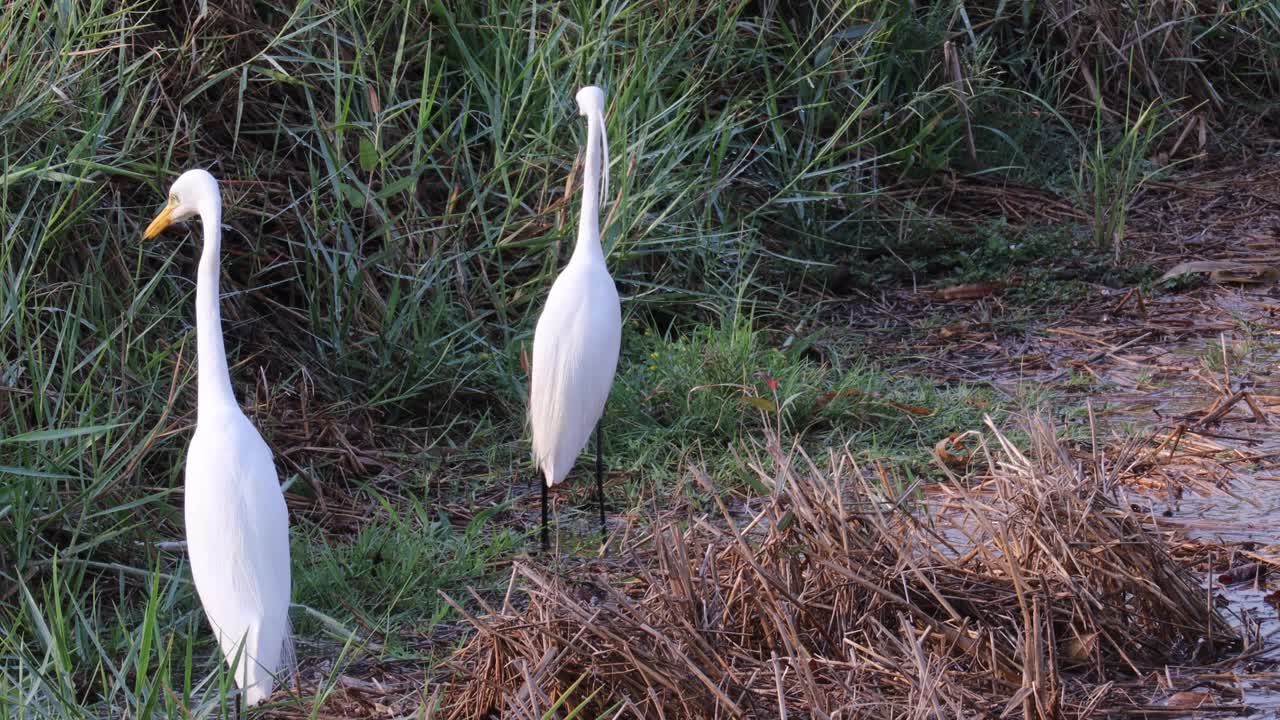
[144,170,293,707]
[529,86,621,545]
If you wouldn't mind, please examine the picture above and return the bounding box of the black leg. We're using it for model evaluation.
[595,424,606,539]
[540,473,549,552]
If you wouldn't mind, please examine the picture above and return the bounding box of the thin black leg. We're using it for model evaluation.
[595,424,606,539]
[540,473,549,552]
[234,698,242,720]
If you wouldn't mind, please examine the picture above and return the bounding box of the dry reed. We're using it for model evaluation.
[435,416,1238,719]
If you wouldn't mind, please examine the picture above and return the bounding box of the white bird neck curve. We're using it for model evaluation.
[570,105,607,268]
[194,197,238,418]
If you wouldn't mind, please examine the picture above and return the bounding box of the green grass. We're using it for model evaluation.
[293,498,521,649]
[610,310,1019,484]
[1,0,1277,716]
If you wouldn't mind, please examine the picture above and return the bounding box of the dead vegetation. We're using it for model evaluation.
[432,417,1240,718]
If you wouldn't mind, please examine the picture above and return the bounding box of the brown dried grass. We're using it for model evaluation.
[1038,0,1279,117]
[433,416,1239,719]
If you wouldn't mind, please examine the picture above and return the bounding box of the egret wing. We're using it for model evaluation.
[529,265,621,486]
[185,411,292,705]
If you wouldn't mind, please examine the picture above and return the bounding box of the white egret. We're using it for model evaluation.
[144,170,293,708]
[529,85,622,551]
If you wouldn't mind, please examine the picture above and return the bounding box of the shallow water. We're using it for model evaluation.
[1089,287,1280,715]
[931,282,1280,713]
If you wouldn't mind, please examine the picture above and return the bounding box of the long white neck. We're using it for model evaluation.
[195,201,236,417]
[570,108,608,266]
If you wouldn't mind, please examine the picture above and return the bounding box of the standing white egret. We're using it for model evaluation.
[144,170,293,708]
[529,85,622,551]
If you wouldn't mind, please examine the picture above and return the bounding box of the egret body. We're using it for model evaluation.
[144,170,293,707]
[529,86,622,550]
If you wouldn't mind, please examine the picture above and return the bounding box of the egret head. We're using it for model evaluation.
[143,169,220,239]
[575,86,605,118]
[573,86,609,208]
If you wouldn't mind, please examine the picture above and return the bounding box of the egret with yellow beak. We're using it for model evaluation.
[144,169,293,708]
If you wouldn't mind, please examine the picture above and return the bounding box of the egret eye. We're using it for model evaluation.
[168,194,179,207]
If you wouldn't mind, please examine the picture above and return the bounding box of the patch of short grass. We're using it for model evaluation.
[608,308,1034,498]
[292,494,523,654]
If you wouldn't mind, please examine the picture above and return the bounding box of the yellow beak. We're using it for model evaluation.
[143,206,176,240]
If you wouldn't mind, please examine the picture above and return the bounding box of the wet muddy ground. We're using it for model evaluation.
[842,161,1280,715]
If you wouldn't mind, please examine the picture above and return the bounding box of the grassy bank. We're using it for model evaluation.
[1,0,1277,716]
